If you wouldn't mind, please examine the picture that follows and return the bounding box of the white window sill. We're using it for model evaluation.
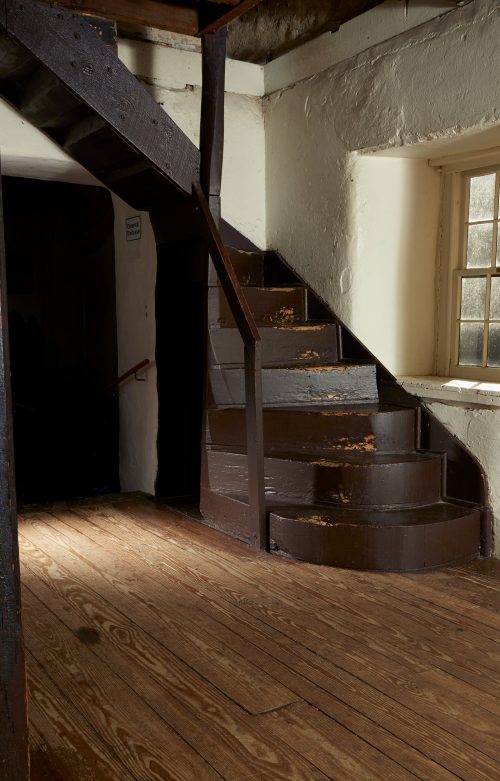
[398,376,500,408]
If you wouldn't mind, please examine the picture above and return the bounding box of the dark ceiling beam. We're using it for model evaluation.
[33,0,263,36]
[35,0,200,35]
[199,0,263,34]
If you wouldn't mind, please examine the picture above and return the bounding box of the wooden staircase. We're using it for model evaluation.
[202,247,483,571]
[0,1,487,572]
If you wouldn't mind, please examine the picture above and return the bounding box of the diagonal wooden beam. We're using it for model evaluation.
[3,0,200,197]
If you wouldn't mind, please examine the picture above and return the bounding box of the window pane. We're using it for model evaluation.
[468,173,496,222]
[459,322,484,366]
[466,223,493,268]
[487,323,500,367]
[460,276,486,320]
[490,277,500,319]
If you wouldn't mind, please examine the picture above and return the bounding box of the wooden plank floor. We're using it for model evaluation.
[18,496,500,781]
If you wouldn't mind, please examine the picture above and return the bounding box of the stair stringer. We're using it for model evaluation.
[0,0,199,209]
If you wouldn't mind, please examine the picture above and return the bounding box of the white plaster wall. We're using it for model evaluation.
[265,0,456,95]
[119,40,266,247]
[265,0,500,376]
[351,156,440,375]
[426,402,500,557]
[112,198,158,495]
[0,97,95,182]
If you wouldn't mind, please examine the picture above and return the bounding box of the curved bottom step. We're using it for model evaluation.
[199,489,481,572]
[269,503,481,572]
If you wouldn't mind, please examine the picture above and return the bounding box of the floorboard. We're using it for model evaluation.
[18,496,500,781]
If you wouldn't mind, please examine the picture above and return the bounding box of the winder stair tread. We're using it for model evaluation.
[268,501,481,571]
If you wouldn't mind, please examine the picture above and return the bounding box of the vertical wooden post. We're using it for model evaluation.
[199,27,227,225]
[244,340,266,548]
[199,28,266,549]
[199,27,227,489]
[0,166,30,779]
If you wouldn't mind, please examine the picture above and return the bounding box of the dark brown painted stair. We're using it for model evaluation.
[202,246,482,571]
[209,324,340,366]
[207,404,416,453]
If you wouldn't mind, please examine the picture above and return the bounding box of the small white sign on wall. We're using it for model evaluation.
[126,216,141,242]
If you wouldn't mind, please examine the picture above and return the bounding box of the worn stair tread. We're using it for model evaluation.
[267,500,481,571]
[208,446,440,467]
[210,249,265,287]
[209,362,379,407]
[209,323,338,335]
[207,403,416,454]
[206,447,442,509]
[209,322,340,367]
[212,402,409,415]
[208,285,306,327]
[268,501,479,528]
[213,492,479,526]
[249,361,371,370]
[211,361,364,371]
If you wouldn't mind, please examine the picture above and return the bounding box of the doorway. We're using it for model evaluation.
[155,238,205,503]
[3,176,119,504]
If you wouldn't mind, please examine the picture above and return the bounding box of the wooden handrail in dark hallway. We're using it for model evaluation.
[108,359,152,391]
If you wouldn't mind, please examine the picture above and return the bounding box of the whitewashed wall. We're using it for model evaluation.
[118,39,266,247]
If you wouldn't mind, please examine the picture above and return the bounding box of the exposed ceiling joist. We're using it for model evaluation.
[199,0,262,34]
[34,0,262,36]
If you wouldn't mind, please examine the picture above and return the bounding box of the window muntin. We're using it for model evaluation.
[455,169,500,371]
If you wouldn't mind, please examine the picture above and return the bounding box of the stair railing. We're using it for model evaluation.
[107,359,152,390]
[192,182,266,550]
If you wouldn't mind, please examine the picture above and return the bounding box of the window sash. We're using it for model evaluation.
[450,165,500,379]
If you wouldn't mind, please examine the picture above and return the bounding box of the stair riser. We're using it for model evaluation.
[208,252,264,287]
[269,511,480,571]
[208,364,378,407]
[207,408,416,454]
[208,286,305,327]
[209,325,339,367]
[206,451,442,508]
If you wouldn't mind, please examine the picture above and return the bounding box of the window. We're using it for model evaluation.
[455,170,500,372]
[435,154,500,382]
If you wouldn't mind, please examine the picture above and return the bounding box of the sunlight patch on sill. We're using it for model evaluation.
[398,376,500,407]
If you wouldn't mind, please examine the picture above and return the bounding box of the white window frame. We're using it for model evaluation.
[433,149,500,382]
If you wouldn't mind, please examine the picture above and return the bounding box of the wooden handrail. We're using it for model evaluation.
[109,358,151,390]
[192,182,266,550]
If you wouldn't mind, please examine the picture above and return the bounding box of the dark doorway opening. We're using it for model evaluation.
[3,176,119,504]
[155,239,204,505]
